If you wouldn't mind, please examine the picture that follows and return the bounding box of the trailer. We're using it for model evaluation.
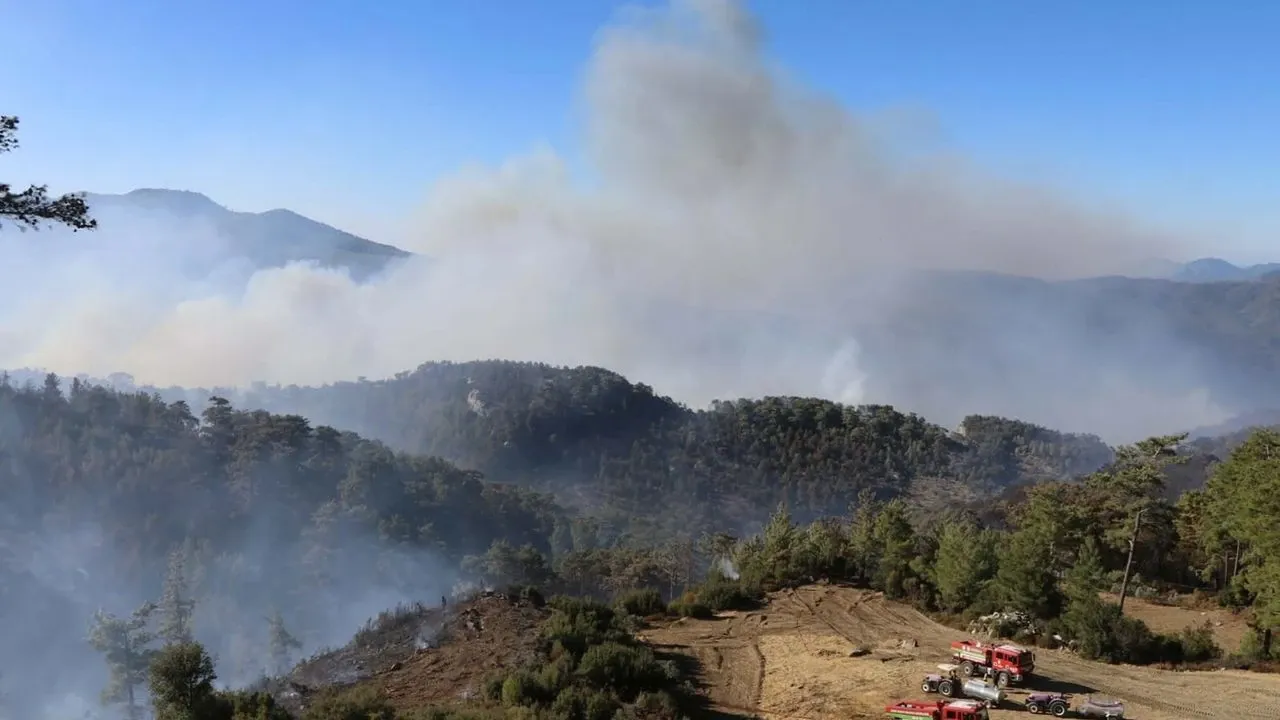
[885,699,989,720]
[950,639,1035,687]
[1076,696,1125,719]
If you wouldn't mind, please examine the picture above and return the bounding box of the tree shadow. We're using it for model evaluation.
[654,648,760,720]
[1025,676,1096,694]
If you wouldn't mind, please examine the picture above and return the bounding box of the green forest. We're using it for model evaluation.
[2,362,1279,720]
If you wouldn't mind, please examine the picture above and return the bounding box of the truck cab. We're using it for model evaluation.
[950,639,1035,686]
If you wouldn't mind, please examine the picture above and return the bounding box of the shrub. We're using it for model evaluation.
[216,690,292,720]
[617,588,666,617]
[300,685,395,720]
[1060,596,1182,665]
[551,686,619,720]
[501,671,542,707]
[577,642,668,700]
[481,674,505,701]
[629,690,681,720]
[542,597,630,658]
[694,577,761,612]
[1238,628,1275,661]
[1179,621,1222,663]
[668,591,713,619]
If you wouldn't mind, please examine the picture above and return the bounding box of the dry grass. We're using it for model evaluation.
[643,584,1280,720]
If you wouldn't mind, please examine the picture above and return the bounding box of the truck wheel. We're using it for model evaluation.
[1049,701,1068,717]
[1026,701,1042,714]
[939,680,954,697]
[959,661,975,677]
[995,672,1010,688]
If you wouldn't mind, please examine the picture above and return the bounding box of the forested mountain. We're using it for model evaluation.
[72,361,1115,530]
[0,373,565,719]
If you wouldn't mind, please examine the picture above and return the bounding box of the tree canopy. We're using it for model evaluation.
[0,115,97,231]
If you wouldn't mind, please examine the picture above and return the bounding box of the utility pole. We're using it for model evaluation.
[1117,507,1145,613]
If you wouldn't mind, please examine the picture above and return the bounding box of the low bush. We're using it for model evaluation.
[299,685,396,720]
[1179,621,1222,663]
[691,577,761,612]
[616,588,666,617]
[668,594,713,619]
[1060,596,1182,665]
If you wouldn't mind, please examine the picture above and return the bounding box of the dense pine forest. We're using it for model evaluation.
[1,362,1279,719]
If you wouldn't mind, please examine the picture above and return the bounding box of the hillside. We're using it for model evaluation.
[101,360,1116,530]
[0,374,562,719]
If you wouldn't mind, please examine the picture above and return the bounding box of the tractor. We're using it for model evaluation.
[920,664,1004,708]
[949,639,1035,687]
[885,699,989,720]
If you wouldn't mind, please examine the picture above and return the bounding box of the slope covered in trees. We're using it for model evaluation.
[0,373,564,720]
[121,360,1116,531]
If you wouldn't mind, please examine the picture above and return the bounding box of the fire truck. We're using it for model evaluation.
[949,639,1035,687]
[885,699,989,720]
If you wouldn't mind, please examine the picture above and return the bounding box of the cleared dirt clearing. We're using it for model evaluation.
[641,584,1278,720]
[1098,592,1251,653]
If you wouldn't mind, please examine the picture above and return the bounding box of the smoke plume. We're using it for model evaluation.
[2,0,1224,441]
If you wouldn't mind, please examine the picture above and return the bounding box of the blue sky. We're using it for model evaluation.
[4,0,1277,262]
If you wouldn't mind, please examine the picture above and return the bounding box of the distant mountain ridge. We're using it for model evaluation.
[1168,257,1280,283]
[77,188,411,281]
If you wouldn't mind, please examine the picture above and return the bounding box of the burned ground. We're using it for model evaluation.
[265,592,549,714]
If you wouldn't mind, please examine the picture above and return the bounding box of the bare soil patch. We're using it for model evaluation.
[1099,592,1251,653]
[643,584,1279,720]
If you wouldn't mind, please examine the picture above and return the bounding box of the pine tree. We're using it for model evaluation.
[159,547,197,645]
[266,609,302,676]
[148,641,218,720]
[88,602,159,720]
[760,502,797,583]
[847,488,880,583]
[934,521,998,612]
[994,530,1062,619]
[0,116,97,231]
[1064,536,1107,601]
[870,500,917,599]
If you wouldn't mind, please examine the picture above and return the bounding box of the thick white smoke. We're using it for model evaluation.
[3,0,1215,439]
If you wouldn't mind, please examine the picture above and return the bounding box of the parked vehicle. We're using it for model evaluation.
[1076,697,1124,719]
[950,639,1035,687]
[885,699,989,720]
[1023,692,1070,716]
[921,664,962,697]
[959,679,1004,708]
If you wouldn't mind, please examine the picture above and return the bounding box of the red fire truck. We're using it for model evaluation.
[949,639,1035,687]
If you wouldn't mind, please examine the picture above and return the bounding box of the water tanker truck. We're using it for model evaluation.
[950,639,1035,687]
[885,699,989,720]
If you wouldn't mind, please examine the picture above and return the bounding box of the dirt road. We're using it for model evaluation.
[641,584,1278,720]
